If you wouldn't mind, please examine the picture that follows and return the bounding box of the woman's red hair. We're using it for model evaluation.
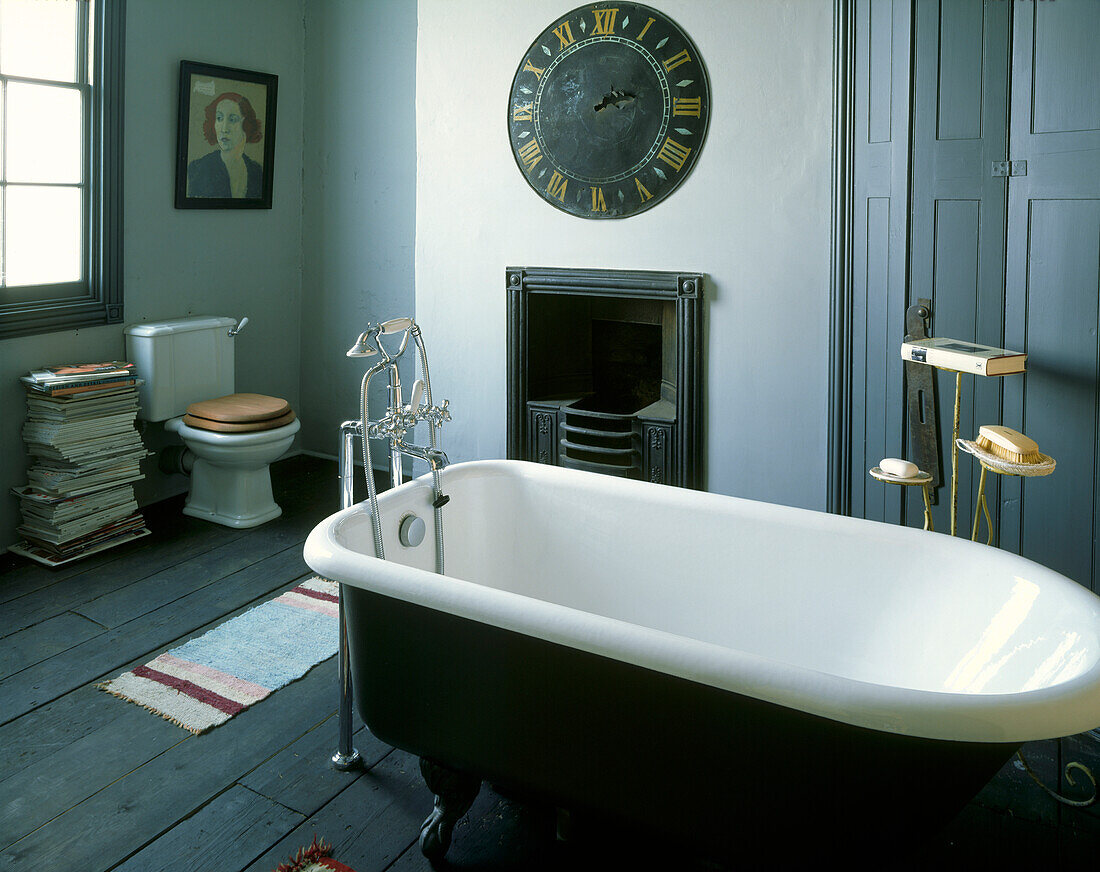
[201,92,263,145]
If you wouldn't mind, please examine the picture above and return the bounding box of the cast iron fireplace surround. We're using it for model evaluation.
[507,266,703,489]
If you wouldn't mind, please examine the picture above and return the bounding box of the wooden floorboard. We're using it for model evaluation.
[0,685,141,783]
[1,657,339,870]
[0,516,242,638]
[241,750,426,872]
[0,611,105,679]
[238,720,388,819]
[3,455,1100,870]
[0,453,331,636]
[73,503,322,630]
[111,784,307,872]
[0,696,186,847]
[0,546,313,722]
[0,493,192,604]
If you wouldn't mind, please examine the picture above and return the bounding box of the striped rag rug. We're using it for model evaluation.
[98,577,339,734]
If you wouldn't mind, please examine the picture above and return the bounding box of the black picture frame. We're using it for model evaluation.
[174,60,278,209]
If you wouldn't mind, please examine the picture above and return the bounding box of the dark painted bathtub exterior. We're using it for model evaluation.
[345,587,1018,863]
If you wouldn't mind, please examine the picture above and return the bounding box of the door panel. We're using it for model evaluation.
[846,0,1100,592]
[905,0,1009,534]
[848,0,911,524]
[1017,201,1100,585]
[935,0,984,141]
[1003,0,1100,591]
[1030,2,1100,135]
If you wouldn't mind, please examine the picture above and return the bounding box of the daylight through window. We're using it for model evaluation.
[0,0,124,339]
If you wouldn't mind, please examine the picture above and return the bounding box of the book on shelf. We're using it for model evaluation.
[899,337,1026,376]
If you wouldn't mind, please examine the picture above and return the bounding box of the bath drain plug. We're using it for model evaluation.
[399,513,426,548]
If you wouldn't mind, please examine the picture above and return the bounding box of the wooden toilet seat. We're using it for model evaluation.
[183,393,296,433]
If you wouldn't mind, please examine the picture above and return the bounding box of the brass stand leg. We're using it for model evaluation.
[950,371,961,537]
[971,466,987,542]
[922,484,934,532]
[981,492,993,545]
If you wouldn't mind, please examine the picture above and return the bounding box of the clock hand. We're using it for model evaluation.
[594,86,635,112]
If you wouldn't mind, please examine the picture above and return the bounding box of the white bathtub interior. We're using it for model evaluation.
[332,462,1100,699]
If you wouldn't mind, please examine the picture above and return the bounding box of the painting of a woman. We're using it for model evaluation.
[175,61,277,209]
[187,93,264,199]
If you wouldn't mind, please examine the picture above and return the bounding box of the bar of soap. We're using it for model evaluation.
[880,457,919,478]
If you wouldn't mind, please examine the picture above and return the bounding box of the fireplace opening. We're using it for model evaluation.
[526,293,676,412]
[509,267,703,488]
[583,319,662,414]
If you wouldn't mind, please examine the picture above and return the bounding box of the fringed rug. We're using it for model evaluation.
[274,836,358,872]
[99,577,339,734]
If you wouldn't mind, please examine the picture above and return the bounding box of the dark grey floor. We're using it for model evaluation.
[1,454,1099,871]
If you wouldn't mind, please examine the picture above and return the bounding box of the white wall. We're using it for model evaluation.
[299,0,418,465]
[0,0,836,551]
[415,0,834,508]
[0,0,306,550]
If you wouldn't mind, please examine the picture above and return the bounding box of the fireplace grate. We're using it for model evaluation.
[559,406,639,477]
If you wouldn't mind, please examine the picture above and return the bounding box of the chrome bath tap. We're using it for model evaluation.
[342,316,452,558]
[333,315,451,773]
[366,373,452,476]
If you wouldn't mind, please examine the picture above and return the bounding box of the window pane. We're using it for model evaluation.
[0,0,78,82]
[6,83,82,183]
[6,185,81,286]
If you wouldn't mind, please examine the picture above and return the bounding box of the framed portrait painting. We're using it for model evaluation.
[175,61,278,209]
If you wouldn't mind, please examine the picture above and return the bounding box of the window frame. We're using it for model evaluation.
[0,0,125,340]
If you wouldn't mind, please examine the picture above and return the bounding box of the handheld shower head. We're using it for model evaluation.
[348,317,415,363]
[379,317,414,335]
[346,331,379,357]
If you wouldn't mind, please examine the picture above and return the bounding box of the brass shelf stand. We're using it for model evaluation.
[868,467,934,531]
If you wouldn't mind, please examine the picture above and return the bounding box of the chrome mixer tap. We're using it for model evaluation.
[332,316,451,772]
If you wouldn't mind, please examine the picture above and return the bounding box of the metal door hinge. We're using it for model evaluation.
[992,160,1027,177]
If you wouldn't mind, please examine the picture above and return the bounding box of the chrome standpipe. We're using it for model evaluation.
[332,419,364,771]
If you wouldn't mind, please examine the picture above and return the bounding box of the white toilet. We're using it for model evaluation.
[124,316,301,528]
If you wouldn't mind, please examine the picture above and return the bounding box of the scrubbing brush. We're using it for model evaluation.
[956,426,1055,477]
[974,425,1042,464]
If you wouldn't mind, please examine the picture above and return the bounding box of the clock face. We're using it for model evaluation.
[508,2,710,219]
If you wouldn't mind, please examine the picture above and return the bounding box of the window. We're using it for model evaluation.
[0,0,124,340]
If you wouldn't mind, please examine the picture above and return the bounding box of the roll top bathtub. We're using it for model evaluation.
[305,459,1100,862]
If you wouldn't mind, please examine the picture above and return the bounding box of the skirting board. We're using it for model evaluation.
[299,448,407,477]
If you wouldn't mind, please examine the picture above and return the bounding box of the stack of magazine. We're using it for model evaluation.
[10,362,151,567]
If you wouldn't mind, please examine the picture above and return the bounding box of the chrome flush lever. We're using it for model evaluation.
[228,316,249,337]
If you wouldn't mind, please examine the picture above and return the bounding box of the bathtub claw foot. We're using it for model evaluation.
[418,757,480,863]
